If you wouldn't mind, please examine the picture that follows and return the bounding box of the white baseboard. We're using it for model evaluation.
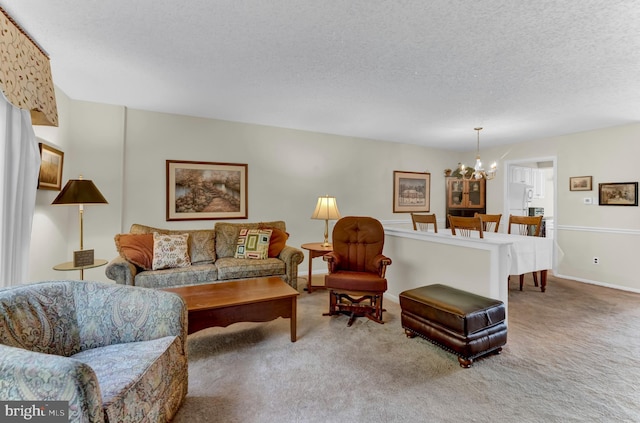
[553,273,640,294]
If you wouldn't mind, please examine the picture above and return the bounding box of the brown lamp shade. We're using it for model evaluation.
[52,179,108,205]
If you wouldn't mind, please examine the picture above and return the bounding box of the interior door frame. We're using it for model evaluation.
[503,156,558,273]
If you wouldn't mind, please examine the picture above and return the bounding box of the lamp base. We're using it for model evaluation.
[73,249,94,267]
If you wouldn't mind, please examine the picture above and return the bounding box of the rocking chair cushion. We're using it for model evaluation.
[325,271,387,292]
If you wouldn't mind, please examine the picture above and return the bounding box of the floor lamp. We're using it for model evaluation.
[52,176,108,279]
[311,195,341,247]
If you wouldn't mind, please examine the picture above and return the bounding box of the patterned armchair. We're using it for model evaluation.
[0,280,188,423]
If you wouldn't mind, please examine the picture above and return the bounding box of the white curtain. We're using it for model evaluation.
[0,92,40,287]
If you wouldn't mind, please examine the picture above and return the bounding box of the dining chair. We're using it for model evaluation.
[448,215,484,238]
[474,213,502,233]
[507,214,544,290]
[411,213,438,233]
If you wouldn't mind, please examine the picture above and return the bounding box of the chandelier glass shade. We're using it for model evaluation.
[455,127,497,180]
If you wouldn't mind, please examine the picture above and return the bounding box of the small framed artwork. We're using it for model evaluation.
[598,182,638,206]
[393,171,431,213]
[38,143,64,190]
[569,176,592,191]
[166,160,248,221]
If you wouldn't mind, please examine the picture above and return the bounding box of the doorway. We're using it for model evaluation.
[503,157,557,239]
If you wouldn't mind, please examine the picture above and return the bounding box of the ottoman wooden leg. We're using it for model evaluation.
[458,347,503,368]
[458,357,473,368]
[405,329,416,338]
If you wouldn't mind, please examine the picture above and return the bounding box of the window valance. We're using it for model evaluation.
[0,7,58,126]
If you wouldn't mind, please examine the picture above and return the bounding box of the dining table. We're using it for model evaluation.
[481,232,553,292]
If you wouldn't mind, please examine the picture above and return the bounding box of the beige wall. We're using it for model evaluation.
[30,90,640,292]
[31,89,125,282]
[120,109,458,259]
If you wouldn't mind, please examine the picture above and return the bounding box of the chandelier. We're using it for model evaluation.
[455,127,497,180]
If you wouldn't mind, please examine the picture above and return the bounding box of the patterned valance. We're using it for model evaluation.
[0,7,58,126]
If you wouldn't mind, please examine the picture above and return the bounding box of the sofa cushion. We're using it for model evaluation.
[234,228,272,259]
[114,233,154,270]
[134,264,218,289]
[215,257,286,281]
[215,221,286,258]
[130,224,216,264]
[152,233,191,270]
[72,335,187,422]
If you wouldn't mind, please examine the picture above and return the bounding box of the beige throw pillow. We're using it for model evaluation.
[152,232,191,270]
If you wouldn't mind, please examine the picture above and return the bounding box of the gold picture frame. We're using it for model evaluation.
[166,160,248,221]
[569,176,592,191]
[38,143,64,190]
[393,171,431,213]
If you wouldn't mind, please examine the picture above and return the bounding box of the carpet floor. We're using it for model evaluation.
[171,275,640,423]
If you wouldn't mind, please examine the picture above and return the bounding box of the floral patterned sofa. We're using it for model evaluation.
[105,221,304,290]
[0,280,188,423]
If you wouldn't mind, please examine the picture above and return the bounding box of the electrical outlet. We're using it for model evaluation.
[583,197,593,205]
[593,257,599,265]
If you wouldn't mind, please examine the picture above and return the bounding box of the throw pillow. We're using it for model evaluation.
[152,232,191,270]
[234,228,272,260]
[114,233,154,270]
[266,227,289,257]
[129,224,216,263]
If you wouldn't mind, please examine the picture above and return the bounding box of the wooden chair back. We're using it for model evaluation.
[411,213,438,233]
[474,213,502,233]
[508,215,543,237]
[448,215,484,238]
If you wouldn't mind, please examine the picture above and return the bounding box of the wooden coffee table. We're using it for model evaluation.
[163,277,299,342]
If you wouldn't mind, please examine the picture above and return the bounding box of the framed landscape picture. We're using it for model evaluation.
[598,182,638,206]
[569,176,592,191]
[393,170,431,213]
[166,160,248,220]
[38,143,64,190]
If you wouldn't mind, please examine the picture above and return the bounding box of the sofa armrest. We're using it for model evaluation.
[104,256,138,285]
[74,283,188,354]
[278,245,304,290]
[0,344,104,423]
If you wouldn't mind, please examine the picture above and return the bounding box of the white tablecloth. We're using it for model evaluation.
[483,232,553,275]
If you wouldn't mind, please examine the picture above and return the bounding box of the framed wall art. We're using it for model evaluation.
[598,182,638,206]
[569,176,592,191]
[166,160,248,220]
[38,143,64,190]
[393,171,431,213]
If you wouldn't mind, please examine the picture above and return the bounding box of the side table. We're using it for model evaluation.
[53,259,108,280]
[300,243,333,293]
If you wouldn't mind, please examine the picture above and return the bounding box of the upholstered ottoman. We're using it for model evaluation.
[400,284,507,368]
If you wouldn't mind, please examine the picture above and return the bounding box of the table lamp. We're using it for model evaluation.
[311,195,341,247]
[52,176,108,272]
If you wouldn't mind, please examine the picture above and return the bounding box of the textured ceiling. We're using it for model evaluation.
[3,1,640,151]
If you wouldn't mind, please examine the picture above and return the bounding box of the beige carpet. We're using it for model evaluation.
[172,275,640,423]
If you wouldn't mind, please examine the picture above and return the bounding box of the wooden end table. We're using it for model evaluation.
[301,242,333,293]
[163,277,299,342]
